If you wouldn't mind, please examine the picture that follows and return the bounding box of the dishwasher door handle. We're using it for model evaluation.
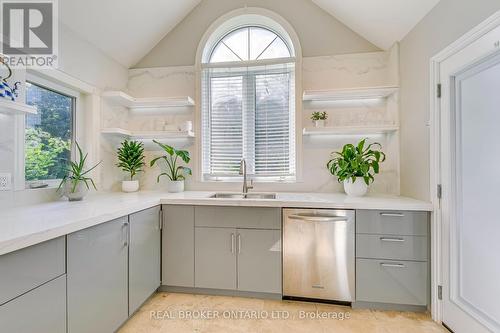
[288,214,348,223]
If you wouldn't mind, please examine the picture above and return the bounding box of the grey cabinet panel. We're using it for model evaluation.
[0,236,65,305]
[0,274,66,333]
[356,234,428,261]
[237,229,281,294]
[129,206,161,315]
[356,259,428,306]
[356,210,429,236]
[67,216,129,333]
[162,205,195,287]
[195,206,281,229]
[195,227,236,290]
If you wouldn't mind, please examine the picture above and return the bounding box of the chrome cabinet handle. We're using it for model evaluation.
[288,214,348,223]
[380,212,405,217]
[123,221,129,247]
[380,237,405,242]
[231,233,235,254]
[380,263,405,268]
[237,234,241,254]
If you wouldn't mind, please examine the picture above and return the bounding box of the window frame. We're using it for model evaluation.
[24,74,81,189]
[201,25,296,183]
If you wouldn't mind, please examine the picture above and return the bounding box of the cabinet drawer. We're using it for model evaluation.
[356,259,428,306]
[0,236,65,305]
[356,210,428,236]
[195,206,281,229]
[356,234,428,261]
[0,274,66,333]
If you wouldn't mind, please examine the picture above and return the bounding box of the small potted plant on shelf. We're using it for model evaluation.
[116,140,145,192]
[58,142,100,201]
[150,140,191,193]
[327,139,385,197]
[311,111,327,127]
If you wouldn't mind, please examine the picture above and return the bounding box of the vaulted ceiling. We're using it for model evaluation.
[60,0,440,68]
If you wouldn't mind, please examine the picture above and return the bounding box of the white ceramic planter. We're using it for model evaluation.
[64,180,89,201]
[122,180,139,193]
[314,119,326,128]
[343,178,368,197]
[167,180,185,193]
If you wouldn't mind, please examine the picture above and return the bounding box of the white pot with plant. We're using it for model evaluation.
[58,142,101,201]
[116,140,145,193]
[311,111,327,127]
[150,140,191,193]
[327,139,385,197]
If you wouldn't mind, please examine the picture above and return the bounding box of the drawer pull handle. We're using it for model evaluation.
[380,213,405,217]
[380,237,405,242]
[380,263,406,268]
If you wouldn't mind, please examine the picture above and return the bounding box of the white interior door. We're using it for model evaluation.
[439,25,500,333]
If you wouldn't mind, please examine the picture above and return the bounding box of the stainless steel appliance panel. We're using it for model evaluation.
[283,209,355,302]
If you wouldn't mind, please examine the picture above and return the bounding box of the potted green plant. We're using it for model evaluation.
[58,142,100,201]
[326,139,385,197]
[150,140,191,193]
[311,111,327,127]
[116,140,145,192]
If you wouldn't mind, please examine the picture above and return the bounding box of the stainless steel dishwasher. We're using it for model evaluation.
[283,208,355,303]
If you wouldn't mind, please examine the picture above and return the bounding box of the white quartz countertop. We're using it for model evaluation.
[0,191,432,256]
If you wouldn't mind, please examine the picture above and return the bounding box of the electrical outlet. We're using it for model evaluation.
[0,173,12,191]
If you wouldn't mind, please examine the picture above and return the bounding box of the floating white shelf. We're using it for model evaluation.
[0,99,37,115]
[303,125,399,136]
[102,91,195,109]
[101,128,195,140]
[303,86,399,101]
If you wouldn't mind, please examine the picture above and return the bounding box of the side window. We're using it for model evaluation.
[25,82,75,185]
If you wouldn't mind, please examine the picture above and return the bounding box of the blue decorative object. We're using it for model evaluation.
[0,58,21,101]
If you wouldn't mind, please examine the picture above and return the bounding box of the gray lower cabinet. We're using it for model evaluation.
[129,206,161,315]
[0,236,65,306]
[67,216,129,333]
[356,259,428,306]
[162,205,195,287]
[355,210,429,308]
[195,227,237,290]
[237,229,281,294]
[0,275,66,333]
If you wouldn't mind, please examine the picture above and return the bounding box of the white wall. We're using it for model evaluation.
[134,0,379,68]
[399,0,500,201]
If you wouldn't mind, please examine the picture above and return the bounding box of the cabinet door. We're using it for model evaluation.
[129,206,161,314]
[195,227,236,290]
[0,275,66,333]
[162,205,194,287]
[237,229,282,294]
[67,217,129,333]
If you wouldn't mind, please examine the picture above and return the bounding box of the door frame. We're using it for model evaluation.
[429,10,500,323]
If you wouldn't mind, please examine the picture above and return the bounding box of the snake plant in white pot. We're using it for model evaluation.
[150,140,191,193]
[116,140,145,192]
[327,139,385,197]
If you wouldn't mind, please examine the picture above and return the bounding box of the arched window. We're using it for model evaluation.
[209,26,291,63]
[201,22,296,182]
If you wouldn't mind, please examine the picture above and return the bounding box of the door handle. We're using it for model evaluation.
[380,237,405,242]
[380,212,405,217]
[380,263,405,268]
[230,233,235,254]
[288,214,348,223]
[237,234,241,254]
